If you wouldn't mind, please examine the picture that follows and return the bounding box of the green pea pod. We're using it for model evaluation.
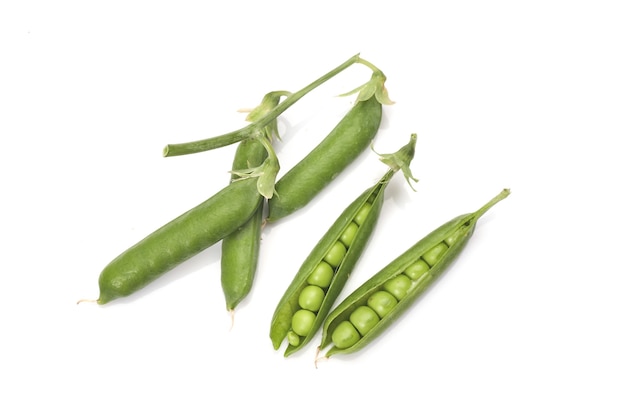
[95,178,263,305]
[317,189,511,359]
[270,135,418,357]
[267,71,390,222]
[220,138,267,312]
[221,91,289,313]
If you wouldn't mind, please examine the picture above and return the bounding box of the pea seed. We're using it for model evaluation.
[354,202,372,226]
[404,259,430,281]
[287,331,301,347]
[339,222,359,247]
[298,285,325,312]
[291,309,317,337]
[323,241,347,268]
[349,305,380,336]
[444,229,464,247]
[383,274,412,301]
[367,290,397,318]
[306,261,334,288]
[331,321,361,349]
[423,242,448,266]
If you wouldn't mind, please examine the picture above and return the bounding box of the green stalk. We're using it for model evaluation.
[163,54,365,157]
[473,188,511,220]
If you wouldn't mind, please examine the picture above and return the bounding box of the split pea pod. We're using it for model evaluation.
[317,189,510,358]
[270,135,418,356]
[220,138,267,312]
[94,177,263,305]
[266,70,393,222]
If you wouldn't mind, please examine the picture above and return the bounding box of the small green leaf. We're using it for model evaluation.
[340,71,394,105]
[242,91,290,122]
[230,134,280,199]
[239,91,290,142]
[372,133,419,191]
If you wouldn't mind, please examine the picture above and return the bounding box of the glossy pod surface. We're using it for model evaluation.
[97,177,263,305]
[267,96,382,222]
[318,189,510,358]
[221,138,268,311]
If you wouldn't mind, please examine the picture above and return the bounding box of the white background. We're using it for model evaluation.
[2,1,625,415]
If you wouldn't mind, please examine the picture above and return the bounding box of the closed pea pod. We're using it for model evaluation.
[266,70,394,222]
[94,177,264,305]
[318,188,511,360]
[220,138,267,312]
[221,91,288,314]
[270,135,418,356]
[91,92,286,306]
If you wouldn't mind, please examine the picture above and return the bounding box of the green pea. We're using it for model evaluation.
[306,261,334,288]
[404,259,430,281]
[339,222,359,247]
[298,285,325,312]
[323,241,347,268]
[422,242,449,266]
[367,290,398,318]
[96,177,263,305]
[354,202,372,226]
[349,305,380,336]
[444,228,465,247]
[319,189,511,358]
[383,274,412,301]
[287,331,301,347]
[331,321,361,349]
[291,309,317,337]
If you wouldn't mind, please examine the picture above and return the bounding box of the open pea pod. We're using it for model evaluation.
[270,134,418,357]
[317,188,510,359]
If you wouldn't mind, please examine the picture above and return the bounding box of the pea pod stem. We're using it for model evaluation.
[473,188,511,219]
[162,54,384,157]
[229,133,280,199]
